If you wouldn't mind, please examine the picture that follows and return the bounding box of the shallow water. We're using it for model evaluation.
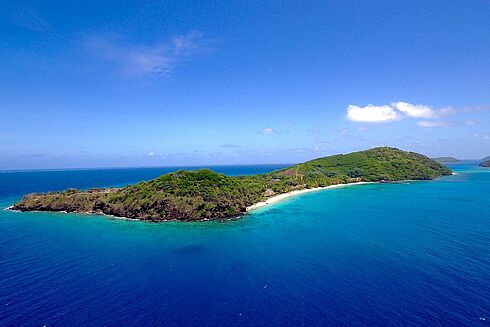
[0,163,489,326]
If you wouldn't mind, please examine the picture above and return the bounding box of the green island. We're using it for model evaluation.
[12,147,452,221]
[432,157,460,163]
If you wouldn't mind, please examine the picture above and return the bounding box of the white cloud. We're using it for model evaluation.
[261,127,275,134]
[474,134,490,140]
[465,120,476,126]
[346,104,401,123]
[417,121,449,127]
[85,31,206,77]
[392,102,437,118]
[172,31,204,54]
[148,152,155,156]
[439,107,456,116]
[392,102,455,118]
[347,101,455,124]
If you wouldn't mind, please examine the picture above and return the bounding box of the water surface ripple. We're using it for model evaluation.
[0,163,489,326]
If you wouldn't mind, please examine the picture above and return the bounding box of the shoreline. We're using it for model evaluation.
[5,177,451,221]
[246,181,374,212]
[4,206,233,223]
[5,182,374,221]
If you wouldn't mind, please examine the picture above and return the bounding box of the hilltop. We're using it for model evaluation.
[12,147,452,221]
[432,157,460,163]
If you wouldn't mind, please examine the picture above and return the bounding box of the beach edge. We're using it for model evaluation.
[246,181,374,212]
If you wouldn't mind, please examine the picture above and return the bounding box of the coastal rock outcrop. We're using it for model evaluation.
[479,160,490,167]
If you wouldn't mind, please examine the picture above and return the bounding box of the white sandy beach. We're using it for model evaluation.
[246,181,373,212]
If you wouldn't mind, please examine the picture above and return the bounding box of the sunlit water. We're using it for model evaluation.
[0,163,489,326]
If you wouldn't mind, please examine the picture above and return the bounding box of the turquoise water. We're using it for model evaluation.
[0,163,489,326]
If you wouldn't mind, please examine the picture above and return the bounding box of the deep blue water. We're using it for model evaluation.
[0,163,489,326]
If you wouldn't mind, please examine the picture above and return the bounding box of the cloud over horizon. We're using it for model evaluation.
[347,101,454,124]
[261,127,276,134]
[346,104,401,122]
[417,121,450,128]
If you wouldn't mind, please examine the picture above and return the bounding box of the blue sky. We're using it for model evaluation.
[1,0,490,169]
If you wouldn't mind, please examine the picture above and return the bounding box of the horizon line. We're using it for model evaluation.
[0,159,482,173]
[0,162,296,173]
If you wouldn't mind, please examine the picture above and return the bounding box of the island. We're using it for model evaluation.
[481,156,490,162]
[432,157,460,164]
[11,147,452,221]
[479,160,490,167]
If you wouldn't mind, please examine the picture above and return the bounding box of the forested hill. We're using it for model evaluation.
[432,157,460,163]
[12,147,452,221]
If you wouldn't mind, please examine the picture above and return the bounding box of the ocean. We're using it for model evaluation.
[0,163,489,326]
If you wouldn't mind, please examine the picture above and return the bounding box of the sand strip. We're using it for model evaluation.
[246,182,373,212]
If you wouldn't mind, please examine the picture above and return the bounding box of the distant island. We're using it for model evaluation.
[479,160,490,167]
[481,156,490,162]
[432,157,460,163]
[11,147,452,222]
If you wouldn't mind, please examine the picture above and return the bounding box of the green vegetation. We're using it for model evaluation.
[13,147,452,221]
[432,157,460,163]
